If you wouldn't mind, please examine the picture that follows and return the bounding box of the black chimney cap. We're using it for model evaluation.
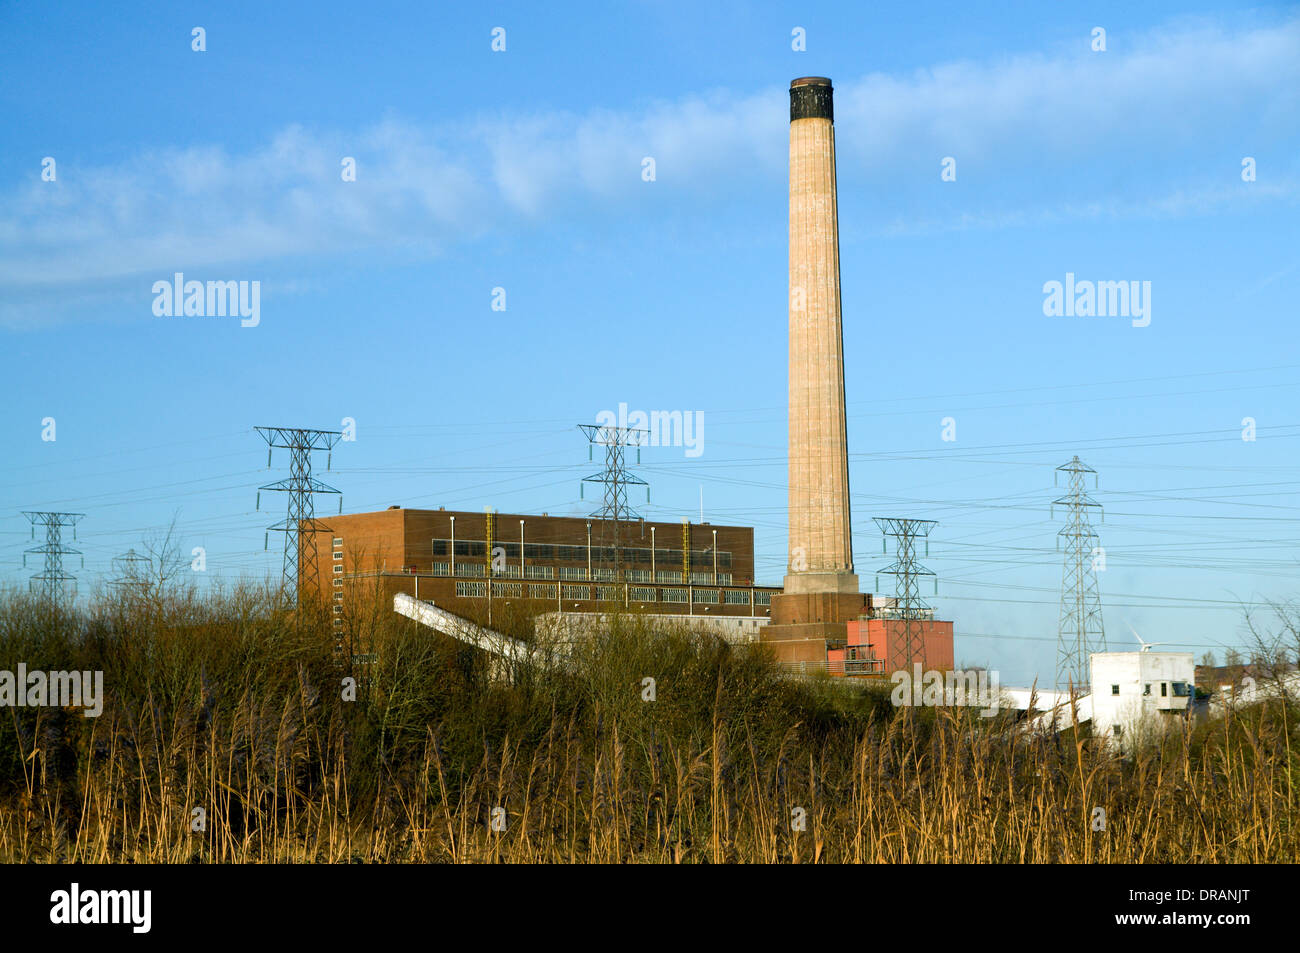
[790,76,833,122]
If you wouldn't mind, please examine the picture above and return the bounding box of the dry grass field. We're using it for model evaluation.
[0,584,1296,863]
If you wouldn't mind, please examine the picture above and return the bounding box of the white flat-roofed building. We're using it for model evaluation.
[1091,651,1195,750]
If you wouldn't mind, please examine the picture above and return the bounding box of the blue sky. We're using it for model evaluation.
[2,1,1298,683]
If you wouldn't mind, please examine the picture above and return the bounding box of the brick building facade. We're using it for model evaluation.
[306,506,779,630]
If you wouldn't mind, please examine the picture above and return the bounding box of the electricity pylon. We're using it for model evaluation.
[255,426,342,606]
[1053,456,1107,692]
[110,548,153,594]
[578,423,649,590]
[873,517,937,672]
[22,511,84,604]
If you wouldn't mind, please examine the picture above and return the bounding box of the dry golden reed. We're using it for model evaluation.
[0,583,1295,863]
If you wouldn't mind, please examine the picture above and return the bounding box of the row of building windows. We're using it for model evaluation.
[428,538,733,569]
[1110,681,1193,698]
[338,550,731,585]
[441,578,772,606]
[330,537,342,631]
[333,529,344,621]
[430,562,724,584]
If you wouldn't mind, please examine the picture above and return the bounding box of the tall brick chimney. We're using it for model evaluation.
[763,77,870,664]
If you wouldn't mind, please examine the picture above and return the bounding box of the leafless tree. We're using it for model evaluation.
[141,512,189,591]
[1240,597,1300,708]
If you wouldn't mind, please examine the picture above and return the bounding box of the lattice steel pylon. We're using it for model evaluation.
[1053,455,1107,692]
[110,548,152,594]
[873,517,938,672]
[22,511,84,604]
[578,423,649,588]
[255,426,342,606]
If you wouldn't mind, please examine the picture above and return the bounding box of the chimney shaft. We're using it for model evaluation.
[785,76,857,595]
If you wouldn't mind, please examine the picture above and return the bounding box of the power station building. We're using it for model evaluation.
[308,507,781,626]
[309,502,952,678]
[306,75,955,678]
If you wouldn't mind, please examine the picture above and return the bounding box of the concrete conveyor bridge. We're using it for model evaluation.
[393,592,537,664]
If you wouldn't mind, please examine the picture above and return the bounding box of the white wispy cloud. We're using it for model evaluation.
[833,18,1300,163]
[2,15,1296,325]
